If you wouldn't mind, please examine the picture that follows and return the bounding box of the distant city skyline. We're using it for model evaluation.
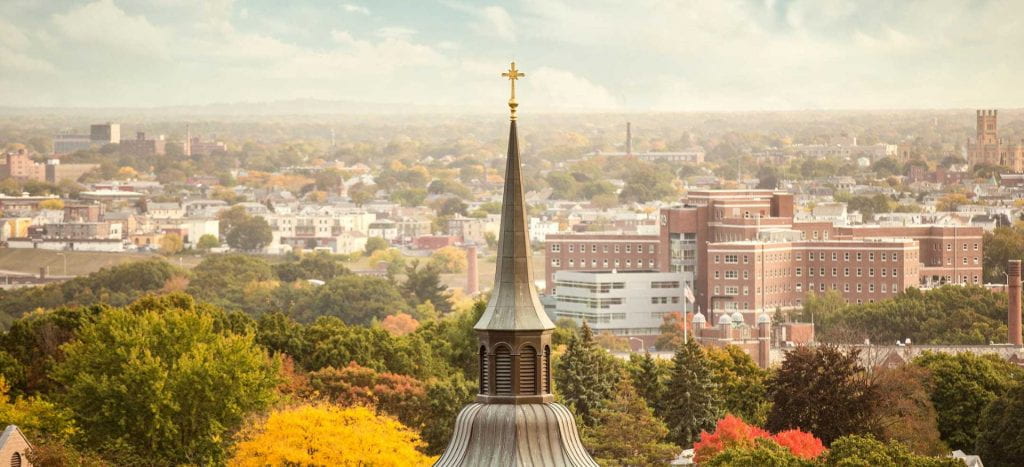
[2,0,1024,111]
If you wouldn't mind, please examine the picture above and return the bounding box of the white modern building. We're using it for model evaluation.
[552,269,693,337]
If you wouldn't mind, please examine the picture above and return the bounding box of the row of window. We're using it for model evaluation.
[933,242,980,251]
[551,258,656,269]
[714,281,907,296]
[550,243,656,254]
[551,280,625,293]
[555,295,624,309]
[650,296,681,304]
[713,251,910,264]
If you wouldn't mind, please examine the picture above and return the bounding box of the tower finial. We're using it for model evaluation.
[501,61,525,120]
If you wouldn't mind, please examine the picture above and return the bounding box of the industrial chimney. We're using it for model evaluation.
[626,122,633,155]
[1009,260,1022,346]
[465,244,479,296]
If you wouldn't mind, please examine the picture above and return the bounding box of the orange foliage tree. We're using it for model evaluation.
[229,404,435,466]
[693,414,826,464]
[309,362,428,429]
[381,313,420,336]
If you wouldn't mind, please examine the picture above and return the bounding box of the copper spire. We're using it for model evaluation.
[474,63,554,332]
[434,62,598,467]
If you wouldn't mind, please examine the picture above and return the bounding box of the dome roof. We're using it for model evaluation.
[731,312,744,323]
[756,313,771,324]
[717,314,733,325]
[692,312,706,324]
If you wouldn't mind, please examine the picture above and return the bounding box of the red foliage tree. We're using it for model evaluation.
[693,414,825,463]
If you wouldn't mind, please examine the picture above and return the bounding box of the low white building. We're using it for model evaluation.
[553,269,693,337]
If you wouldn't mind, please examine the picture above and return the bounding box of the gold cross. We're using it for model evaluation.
[501,61,524,120]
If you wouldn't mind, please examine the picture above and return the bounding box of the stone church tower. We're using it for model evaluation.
[434,63,597,467]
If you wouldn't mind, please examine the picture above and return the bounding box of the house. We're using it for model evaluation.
[0,425,32,467]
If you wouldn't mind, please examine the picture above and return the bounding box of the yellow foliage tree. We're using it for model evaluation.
[158,232,184,255]
[429,246,467,273]
[229,404,435,467]
[38,199,64,210]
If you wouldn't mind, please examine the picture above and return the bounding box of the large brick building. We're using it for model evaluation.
[968,109,1024,171]
[545,189,984,334]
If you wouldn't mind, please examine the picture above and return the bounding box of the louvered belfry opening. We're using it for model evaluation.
[479,345,488,395]
[494,345,513,395]
[543,345,551,393]
[519,345,537,395]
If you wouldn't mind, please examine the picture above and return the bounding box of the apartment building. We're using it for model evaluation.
[551,269,689,337]
[544,233,662,294]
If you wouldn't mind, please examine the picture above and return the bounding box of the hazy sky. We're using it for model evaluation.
[2,0,1023,111]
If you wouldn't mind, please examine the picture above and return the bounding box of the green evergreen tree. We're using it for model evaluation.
[582,378,679,465]
[628,351,668,415]
[976,383,1024,467]
[662,338,722,447]
[402,260,452,314]
[554,322,620,426]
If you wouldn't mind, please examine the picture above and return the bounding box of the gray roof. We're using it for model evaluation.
[474,120,554,332]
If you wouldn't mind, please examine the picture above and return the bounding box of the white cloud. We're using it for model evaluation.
[522,67,620,110]
[51,0,169,57]
[375,26,417,41]
[476,6,515,41]
[342,4,370,15]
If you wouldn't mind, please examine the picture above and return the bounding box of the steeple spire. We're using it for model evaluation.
[435,62,598,466]
[474,62,553,333]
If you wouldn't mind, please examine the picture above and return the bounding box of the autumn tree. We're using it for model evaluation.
[869,364,947,455]
[53,294,281,465]
[582,378,679,465]
[229,404,435,466]
[555,323,621,426]
[187,254,274,310]
[662,338,722,447]
[693,415,825,464]
[309,362,428,431]
[823,435,963,467]
[306,274,411,325]
[429,245,467,273]
[226,215,273,251]
[365,236,388,255]
[196,234,220,251]
[976,382,1024,466]
[419,373,476,455]
[706,345,771,426]
[381,313,420,336]
[272,251,351,282]
[766,345,876,445]
[158,232,183,255]
[914,351,1024,451]
[655,311,688,351]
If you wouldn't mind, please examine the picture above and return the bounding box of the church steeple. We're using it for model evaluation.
[434,63,597,466]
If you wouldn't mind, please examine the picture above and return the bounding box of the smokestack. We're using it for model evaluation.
[185,124,192,156]
[1009,260,1022,346]
[39,267,46,279]
[757,313,771,369]
[466,244,479,296]
[626,122,632,155]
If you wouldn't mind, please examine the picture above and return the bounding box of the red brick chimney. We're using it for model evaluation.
[1009,260,1022,346]
[466,244,479,296]
[757,313,771,369]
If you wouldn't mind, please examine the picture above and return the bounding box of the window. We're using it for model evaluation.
[568,244,574,253]
[869,252,874,261]
[714,255,720,263]
[551,244,561,252]
[494,345,513,395]
[714,286,720,295]
[649,245,655,253]
[963,243,968,251]
[832,252,838,261]
[892,268,897,276]
[796,254,802,261]
[603,259,609,267]
[856,268,862,277]
[857,253,862,261]
[946,244,952,251]
[881,268,887,277]
[845,252,850,261]
[796,268,802,277]
[591,244,597,253]
[569,259,575,267]
[602,245,608,253]
[725,270,738,279]
[832,267,838,276]
[743,286,749,295]
[869,283,875,292]
[551,258,560,267]
[743,270,749,279]
[614,244,620,253]
[714,270,720,279]
[672,296,680,303]
[725,255,739,264]
[743,255,750,264]
[725,286,739,295]
[881,253,887,261]
[819,283,825,292]
[844,283,850,292]
[820,268,825,276]
[809,268,815,277]
[590,259,597,267]
[974,243,979,251]
[626,245,632,253]
[614,259,620,267]
[844,268,850,277]
[882,284,887,293]
[963,257,968,265]
[856,283,862,292]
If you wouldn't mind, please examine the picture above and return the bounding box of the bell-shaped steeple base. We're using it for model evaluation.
[435,403,598,467]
